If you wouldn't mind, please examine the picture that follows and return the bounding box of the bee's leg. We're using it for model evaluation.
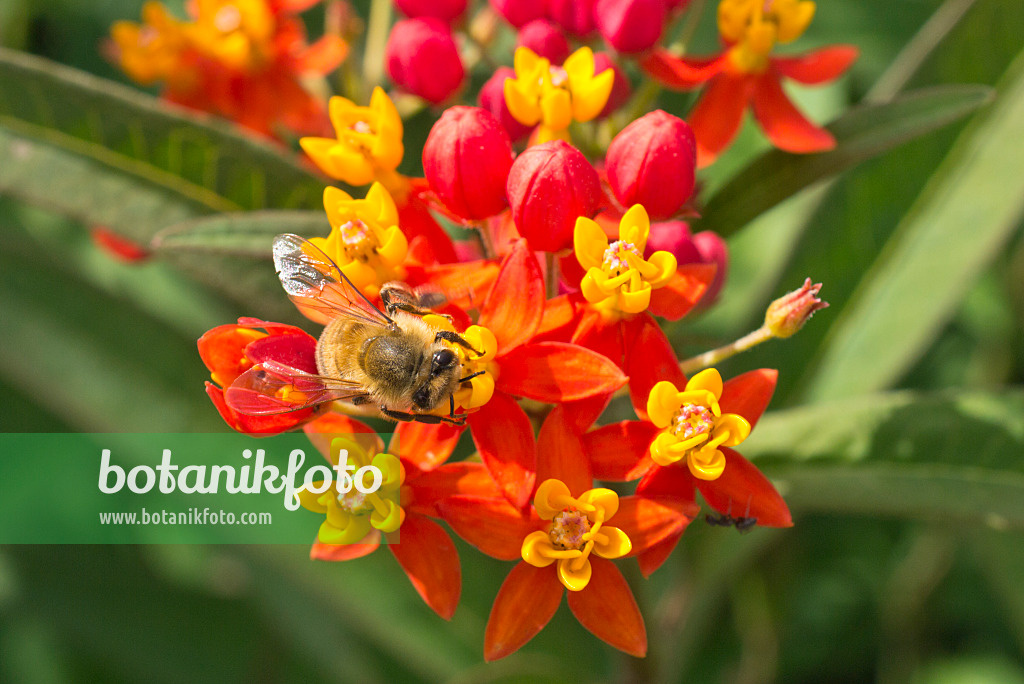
[351,395,372,405]
[458,370,486,385]
[449,394,455,418]
[379,406,465,426]
[381,282,452,319]
[434,330,482,356]
[734,517,758,532]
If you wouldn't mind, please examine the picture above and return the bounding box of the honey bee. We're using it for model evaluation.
[224,234,483,425]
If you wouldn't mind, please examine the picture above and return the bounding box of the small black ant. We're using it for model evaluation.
[704,496,757,532]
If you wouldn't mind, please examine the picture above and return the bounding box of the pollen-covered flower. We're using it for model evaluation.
[575,205,678,317]
[300,87,405,188]
[421,316,499,411]
[641,0,858,165]
[197,318,321,434]
[521,479,631,591]
[503,46,614,143]
[300,413,501,619]
[298,435,406,545]
[308,182,408,297]
[647,368,751,479]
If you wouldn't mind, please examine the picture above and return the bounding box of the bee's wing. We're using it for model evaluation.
[225,360,368,415]
[273,233,393,328]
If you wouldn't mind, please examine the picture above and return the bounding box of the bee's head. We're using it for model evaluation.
[411,348,460,410]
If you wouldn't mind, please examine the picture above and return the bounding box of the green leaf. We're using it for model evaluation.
[0,47,328,240]
[697,85,992,238]
[743,389,1024,526]
[151,211,327,323]
[799,49,1024,401]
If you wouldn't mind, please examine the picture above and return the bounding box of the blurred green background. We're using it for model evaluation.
[2,0,1024,681]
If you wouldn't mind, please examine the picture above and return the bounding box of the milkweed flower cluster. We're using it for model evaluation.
[174,0,850,661]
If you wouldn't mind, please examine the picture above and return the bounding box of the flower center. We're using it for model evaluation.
[213,5,242,32]
[339,219,371,246]
[549,65,569,88]
[336,487,373,515]
[602,240,640,275]
[549,507,592,550]
[672,403,715,440]
[719,0,815,72]
[350,120,373,135]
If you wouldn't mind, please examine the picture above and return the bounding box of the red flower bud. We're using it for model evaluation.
[385,18,464,104]
[489,0,546,27]
[423,106,514,220]
[595,0,667,54]
[645,221,701,264]
[593,52,631,117]
[548,0,596,36]
[765,278,828,338]
[606,109,696,220]
[394,0,467,22]
[692,230,728,305]
[517,19,570,64]
[507,140,602,252]
[479,67,533,142]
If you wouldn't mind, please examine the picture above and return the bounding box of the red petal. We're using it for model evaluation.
[390,421,465,471]
[296,35,349,74]
[205,382,314,435]
[636,463,696,500]
[720,369,777,427]
[696,448,792,527]
[485,562,563,661]
[498,342,627,402]
[411,260,501,311]
[567,558,647,657]
[571,309,625,367]
[479,239,544,354]
[773,45,859,85]
[91,226,150,262]
[535,293,581,342]
[640,49,726,90]
[584,420,658,481]
[557,252,588,298]
[616,495,698,555]
[407,462,502,516]
[689,73,754,167]
[623,313,686,421]
[399,192,458,264]
[752,72,835,153]
[310,530,381,561]
[244,332,318,375]
[468,391,537,509]
[387,515,461,619]
[637,534,681,578]
[647,263,716,321]
[438,495,539,560]
[560,393,611,434]
[536,406,592,497]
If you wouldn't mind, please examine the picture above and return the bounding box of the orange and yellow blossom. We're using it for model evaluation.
[503,46,614,143]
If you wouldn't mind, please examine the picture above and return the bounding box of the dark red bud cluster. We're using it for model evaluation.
[517,19,570,63]
[394,0,467,22]
[478,67,533,142]
[646,222,728,305]
[423,106,515,221]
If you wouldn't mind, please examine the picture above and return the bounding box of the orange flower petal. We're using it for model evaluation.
[616,495,698,556]
[479,239,545,355]
[720,369,778,428]
[536,293,581,341]
[310,529,381,561]
[571,309,625,367]
[498,342,627,402]
[640,49,726,90]
[468,390,537,509]
[296,35,349,74]
[406,462,502,516]
[485,561,564,661]
[647,263,716,321]
[623,313,686,421]
[637,534,681,578]
[560,393,612,434]
[696,447,792,527]
[438,495,539,560]
[390,421,464,471]
[584,420,658,481]
[303,412,382,461]
[411,260,501,311]
[387,514,461,619]
[536,406,592,497]
[399,193,459,264]
[752,72,835,153]
[567,558,646,657]
[773,45,859,85]
[689,73,754,167]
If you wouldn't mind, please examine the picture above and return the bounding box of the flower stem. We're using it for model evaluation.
[678,325,774,375]
[545,252,559,300]
[362,0,392,90]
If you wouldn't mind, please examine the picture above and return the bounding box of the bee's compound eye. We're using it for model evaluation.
[432,348,456,372]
